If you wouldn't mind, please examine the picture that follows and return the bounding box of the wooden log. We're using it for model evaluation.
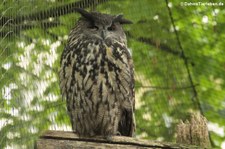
[35,130,198,149]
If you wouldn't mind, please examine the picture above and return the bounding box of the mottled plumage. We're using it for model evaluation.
[59,8,135,138]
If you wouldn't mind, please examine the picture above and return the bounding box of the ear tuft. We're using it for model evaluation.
[114,14,133,24]
[75,8,94,21]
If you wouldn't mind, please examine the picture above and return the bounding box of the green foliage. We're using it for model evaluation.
[0,0,225,148]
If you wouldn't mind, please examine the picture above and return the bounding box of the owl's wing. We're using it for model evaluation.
[59,46,70,100]
[118,53,136,137]
[59,46,75,122]
[129,58,136,136]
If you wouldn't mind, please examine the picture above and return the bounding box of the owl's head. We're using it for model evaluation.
[73,8,132,46]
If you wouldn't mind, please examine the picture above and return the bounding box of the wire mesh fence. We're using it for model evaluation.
[1,0,224,148]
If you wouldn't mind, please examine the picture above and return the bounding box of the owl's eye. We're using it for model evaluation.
[88,25,99,30]
[107,24,116,31]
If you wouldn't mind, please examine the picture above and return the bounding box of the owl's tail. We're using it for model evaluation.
[118,108,136,137]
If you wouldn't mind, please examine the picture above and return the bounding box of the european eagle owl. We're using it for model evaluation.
[59,8,135,139]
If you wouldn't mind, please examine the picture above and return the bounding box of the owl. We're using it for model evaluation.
[59,8,135,139]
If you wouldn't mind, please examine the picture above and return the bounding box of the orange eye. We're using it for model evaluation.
[107,24,116,31]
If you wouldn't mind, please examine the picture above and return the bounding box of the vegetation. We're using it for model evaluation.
[0,0,224,148]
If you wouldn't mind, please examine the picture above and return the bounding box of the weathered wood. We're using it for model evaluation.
[36,130,198,149]
[176,113,211,148]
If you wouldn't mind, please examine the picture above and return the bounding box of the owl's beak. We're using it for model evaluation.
[101,30,107,39]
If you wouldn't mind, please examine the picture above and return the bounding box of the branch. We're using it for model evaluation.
[0,21,61,38]
[1,0,110,26]
[126,31,186,59]
[165,1,214,147]
[138,37,184,58]
[136,84,199,90]
[36,130,198,149]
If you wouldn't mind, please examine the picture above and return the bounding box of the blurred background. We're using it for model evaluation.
[0,0,225,148]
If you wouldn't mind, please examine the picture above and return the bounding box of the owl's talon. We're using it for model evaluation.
[105,135,113,142]
[116,131,121,136]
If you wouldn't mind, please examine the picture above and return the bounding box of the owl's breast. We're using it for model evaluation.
[82,41,132,102]
[60,40,132,106]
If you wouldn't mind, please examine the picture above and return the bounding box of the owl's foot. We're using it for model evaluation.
[105,135,113,142]
[116,131,121,136]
